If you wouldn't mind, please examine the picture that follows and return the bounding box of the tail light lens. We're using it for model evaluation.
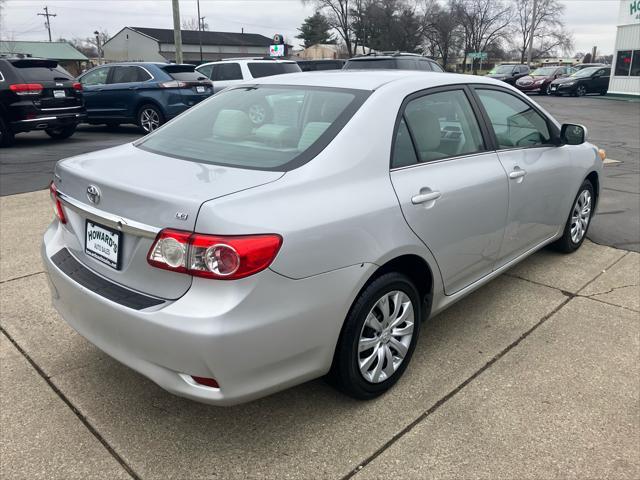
[73,82,83,91]
[159,80,188,89]
[147,229,282,280]
[10,83,43,95]
[49,182,67,224]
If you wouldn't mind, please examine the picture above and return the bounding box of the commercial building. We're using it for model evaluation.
[102,27,274,64]
[0,40,88,75]
[609,0,640,95]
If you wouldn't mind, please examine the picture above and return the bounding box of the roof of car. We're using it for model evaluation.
[347,55,436,61]
[248,70,505,91]
[198,58,296,66]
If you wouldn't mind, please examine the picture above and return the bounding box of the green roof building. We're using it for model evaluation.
[0,40,89,75]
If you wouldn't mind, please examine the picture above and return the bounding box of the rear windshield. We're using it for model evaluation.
[136,85,369,171]
[344,59,397,70]
[161,65,207,81]
[247,62,301,78]
[11,61,72,81]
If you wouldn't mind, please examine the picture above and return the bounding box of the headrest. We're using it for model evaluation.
[297,122,330,151]
[212,110,252,140]
[254,124,297,147]
[405,108,441,151]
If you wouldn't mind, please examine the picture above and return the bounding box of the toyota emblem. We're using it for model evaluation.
[87,185,101,205]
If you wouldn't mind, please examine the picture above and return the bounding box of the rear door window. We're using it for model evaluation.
[196,64,213,79]
[212,63,243,81]
[110,66,151,83]
[247,62,301,78]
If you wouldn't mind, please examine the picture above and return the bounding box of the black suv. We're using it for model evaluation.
[343,53,444,72]
[0,57,86,147]
[486,64,530,85]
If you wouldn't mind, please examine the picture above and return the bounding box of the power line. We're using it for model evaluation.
[37,5,57,42]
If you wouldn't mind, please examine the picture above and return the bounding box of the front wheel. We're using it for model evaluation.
[329,272,421,400]
[576,85,587,97]
[45,124,76,140]
[137,104,164,134]
[551,180,595,253]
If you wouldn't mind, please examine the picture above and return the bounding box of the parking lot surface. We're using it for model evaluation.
[1,189,638,479]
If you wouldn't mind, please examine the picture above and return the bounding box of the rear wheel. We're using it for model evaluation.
[329,272,421,400]
[45,124,76,140]
[137,104,164,134]
[552,180,595,253]
[0,116,15,147]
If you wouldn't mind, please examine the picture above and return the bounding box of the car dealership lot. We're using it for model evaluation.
[1,94,639,478]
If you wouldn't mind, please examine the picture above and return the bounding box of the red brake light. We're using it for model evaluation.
[10,83,43,95]
[49,182,67,224]
[191,376,219,388]
[147,229,282,280]
[73,82,83,91]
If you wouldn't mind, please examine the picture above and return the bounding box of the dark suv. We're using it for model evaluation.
[486,64,530,85]
[343,53,444,72]
[0,57,85,147]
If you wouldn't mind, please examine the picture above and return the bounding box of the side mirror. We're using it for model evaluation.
[561,124,587,145]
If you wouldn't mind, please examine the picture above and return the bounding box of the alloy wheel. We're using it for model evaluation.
[570,189,592,243]
[576,85,587,97]
[248,104,266,125]
[358,290,415,384]
[140,108,160,132]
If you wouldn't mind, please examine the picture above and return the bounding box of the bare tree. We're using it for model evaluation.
[182,16,209,31]
[305,0,355,56]
[422,0,462,70]
[455,0,513,73]
[512,0,572,63]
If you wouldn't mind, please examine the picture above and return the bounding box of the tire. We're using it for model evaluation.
[45,124,76,140]
[542,84,551,95]
[600,89,607,96]
[137,104,164,134]
[551,179,595,253]
[246,100,271,126]
[576,85,587,97]
[329,272,421,400]
[0,116,15,147]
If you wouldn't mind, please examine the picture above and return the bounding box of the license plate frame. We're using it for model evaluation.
[85,220,122,270]
[196,85,205,93]
[53,90,66,98]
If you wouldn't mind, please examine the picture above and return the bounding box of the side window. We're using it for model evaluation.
[430,62,444,72]
[476,89,551,149]
[134,67,152,82]
[416,59,432,71]
[110,66,135,84]
[213,63,242,81]
[80,67,109,86]
[197,65,213,79]
[397,89,485,165]
[396,58,418,70]
[392,118,419,168]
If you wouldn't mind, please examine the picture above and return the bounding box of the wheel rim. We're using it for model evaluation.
[577,86,586,96]
[248,104,266,124]
[358,290,415,384]
[570,189,592,244]
[140,108,160,132]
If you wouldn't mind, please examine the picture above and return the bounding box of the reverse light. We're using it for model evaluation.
[147,229,282,280]
[10,83,43,95]
[49,182,67,224]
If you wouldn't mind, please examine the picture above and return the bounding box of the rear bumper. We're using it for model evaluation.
[42,220,374,405]
[516,84,543,93]
[10,112,85,133]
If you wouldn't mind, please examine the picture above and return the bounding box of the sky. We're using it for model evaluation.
[0,0,623,55]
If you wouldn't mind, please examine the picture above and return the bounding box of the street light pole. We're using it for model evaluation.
[197,0,203,63]
[526,0,538,67]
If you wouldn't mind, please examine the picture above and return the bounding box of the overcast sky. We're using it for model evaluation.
[0,0,622,54]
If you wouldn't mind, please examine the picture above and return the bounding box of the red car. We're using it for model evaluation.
[515,66,575,95]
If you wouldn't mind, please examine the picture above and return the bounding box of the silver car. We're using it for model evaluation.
[42,71,603,405]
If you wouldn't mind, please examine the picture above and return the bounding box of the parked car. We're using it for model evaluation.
[343,52,444,72]
[515,65,575,95]
[548,66,611,96]
[297,59,345,72]
[0,57,85,147]
[486,64,530,85]
[78,62,213,133]
[195,58,301,93]
[43,71,603,405]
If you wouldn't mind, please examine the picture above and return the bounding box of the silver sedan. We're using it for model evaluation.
[42,71,603,405]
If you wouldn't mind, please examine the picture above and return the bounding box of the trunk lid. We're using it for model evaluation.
[54,143,284,299]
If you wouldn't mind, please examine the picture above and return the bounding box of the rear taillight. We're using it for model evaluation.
[49,182,67,224]
[147,229,282,280]
[72,82,83,91]
[10,83,43,95]
[159,80,188,89]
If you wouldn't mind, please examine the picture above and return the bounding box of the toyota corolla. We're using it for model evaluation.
[43,71,603,405]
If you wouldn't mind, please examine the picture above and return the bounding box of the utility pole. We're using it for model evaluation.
[171,0,183,64]
[197,0,203,63]
[94,31,101,65]
[37,6,57,42]
[526,0,538,67]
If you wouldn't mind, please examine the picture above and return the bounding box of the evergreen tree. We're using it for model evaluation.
[296,11,336,47]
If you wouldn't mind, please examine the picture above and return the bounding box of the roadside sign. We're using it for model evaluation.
[468,52,488,60]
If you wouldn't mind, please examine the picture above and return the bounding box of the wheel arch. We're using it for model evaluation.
[135,98,166,121]
[586,170,600,209]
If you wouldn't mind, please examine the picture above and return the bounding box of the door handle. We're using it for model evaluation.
[509,168,527,179]
[411,190,441,205]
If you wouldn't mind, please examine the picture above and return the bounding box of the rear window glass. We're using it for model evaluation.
[247,62,300,78]
[137,85,369,171]
[169,70,209,81]
[12,64,72,81]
